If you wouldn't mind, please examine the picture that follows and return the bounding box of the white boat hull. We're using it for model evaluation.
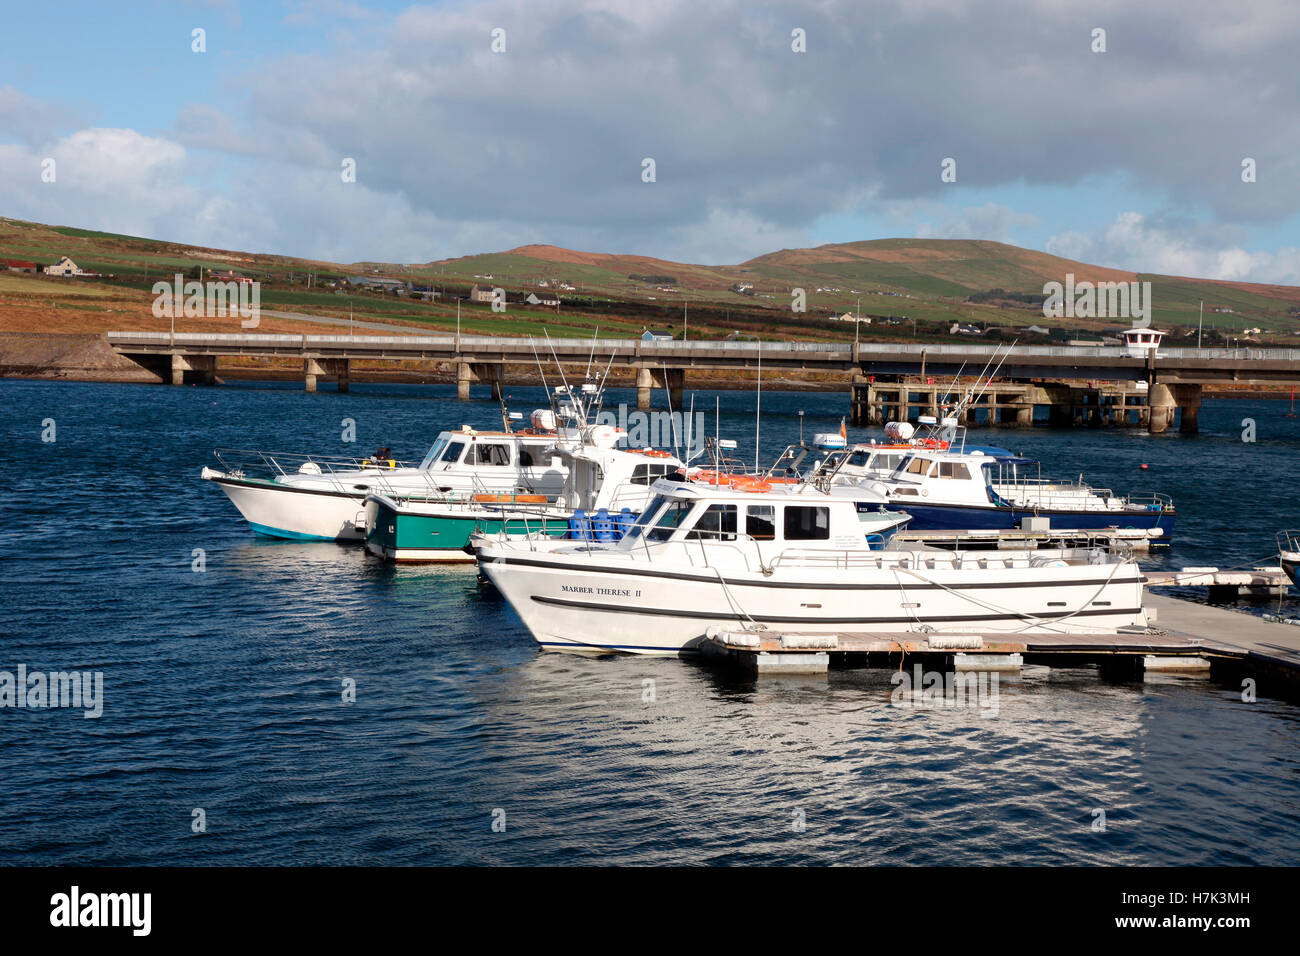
[478,544,1149,655]
[206,473,369,540]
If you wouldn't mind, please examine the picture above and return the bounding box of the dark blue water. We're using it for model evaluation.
[3,377,1299,865]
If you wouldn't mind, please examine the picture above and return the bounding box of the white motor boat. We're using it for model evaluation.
[477,476,1148,655]
[202,411,568,541]
[775,414,1175,538]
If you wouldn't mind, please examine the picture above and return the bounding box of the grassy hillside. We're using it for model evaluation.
[3,216,1299,345]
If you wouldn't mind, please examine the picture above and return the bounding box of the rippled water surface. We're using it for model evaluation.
[3,377,1299,865]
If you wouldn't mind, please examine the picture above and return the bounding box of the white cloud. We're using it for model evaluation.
[0,128,203,240]
[1046,211,1300,284]
[6,0,1300,268]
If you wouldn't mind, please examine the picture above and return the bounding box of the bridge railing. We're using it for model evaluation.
[107,331,853,350]
[104,331,1300,363]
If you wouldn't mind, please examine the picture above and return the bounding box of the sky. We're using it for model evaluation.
[2,0,1300,282]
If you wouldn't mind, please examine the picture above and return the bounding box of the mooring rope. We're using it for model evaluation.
[891,555,1127,635]
[709,565,765,631]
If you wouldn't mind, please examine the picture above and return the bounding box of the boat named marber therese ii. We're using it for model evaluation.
[477,477,1149,655]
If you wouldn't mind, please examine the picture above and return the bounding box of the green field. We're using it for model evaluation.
[4,216,1300,344]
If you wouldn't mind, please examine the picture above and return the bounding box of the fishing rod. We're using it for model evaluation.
[661,362,681,460]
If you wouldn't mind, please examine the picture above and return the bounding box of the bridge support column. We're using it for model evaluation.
[457,362,503,400]
[322,358,351,393]
[1173,383,1201,434]
[1147,383,1176,434]
[850,376,878,427]
[1041,384,1074,428]
[635,366,683,410]
[303,358,351,393]
[171,353,216,386]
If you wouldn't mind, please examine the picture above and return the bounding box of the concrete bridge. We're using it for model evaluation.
[106,331,1300,433]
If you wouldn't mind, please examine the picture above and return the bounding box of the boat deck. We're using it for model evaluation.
[895,527,1167,551]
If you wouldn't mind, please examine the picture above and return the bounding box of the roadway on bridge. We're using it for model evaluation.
[259,309,434,335]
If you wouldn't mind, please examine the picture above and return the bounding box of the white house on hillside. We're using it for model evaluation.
[44,256,83,276]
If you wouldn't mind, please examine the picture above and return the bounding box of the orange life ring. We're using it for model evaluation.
[730,475,772,493]
[691,469,733,486]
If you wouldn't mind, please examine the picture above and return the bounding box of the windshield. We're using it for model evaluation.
[645,500,694,542]
[623,495,668,540]
[420,435,450,469]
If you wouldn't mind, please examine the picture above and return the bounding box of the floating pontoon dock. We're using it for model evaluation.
[895,527,1167,551]
[700,591,1300,698]
[1143,566,1289,599]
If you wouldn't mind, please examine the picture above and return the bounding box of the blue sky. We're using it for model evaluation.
[3,0,1300,282]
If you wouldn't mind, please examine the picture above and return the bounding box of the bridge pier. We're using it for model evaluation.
[302,358,351,392]
[171,353,217,386]
[458,361,504,401]
[1147,383,1175,434]
[326,358,351,394]
[1173,383,1201,434]
[635,366,684,410]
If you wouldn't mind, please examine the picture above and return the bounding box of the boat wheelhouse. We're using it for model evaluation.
[477,479,1148,655]
[365,426,687,562]
[822,443,1175,537]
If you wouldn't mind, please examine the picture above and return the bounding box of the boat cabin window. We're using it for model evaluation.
[469,443,511,466]
[686,504,737,541]
[630,463,676,485]
[624,495,667,540]
[873,454,903,472]
[420,436,450,469]
[784,505,830,540]
[847,450,873,468]
[746,505,776,541]
[440,441,467,464]
[937,461,970,480]
[903,457,932,476]
[645,500,694,542]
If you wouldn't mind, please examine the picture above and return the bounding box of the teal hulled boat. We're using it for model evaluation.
[364,493,572,562]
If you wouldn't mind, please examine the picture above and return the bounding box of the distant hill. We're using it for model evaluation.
[3,216,1299,342]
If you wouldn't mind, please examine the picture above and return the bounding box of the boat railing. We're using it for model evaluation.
[770,547,908,570]
[1277,530,1300,555]
[992,478,1172,513]
[212,447,424,497]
